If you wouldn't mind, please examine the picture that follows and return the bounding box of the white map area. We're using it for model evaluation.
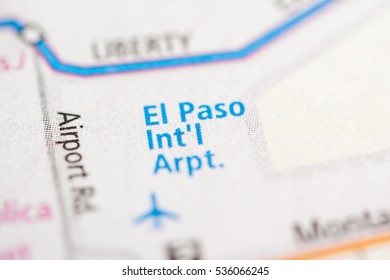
[1,0,390,260]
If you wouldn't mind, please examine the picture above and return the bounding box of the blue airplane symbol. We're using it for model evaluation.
[134,193,178,229]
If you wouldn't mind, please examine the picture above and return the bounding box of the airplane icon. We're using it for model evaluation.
[134,192,178,229]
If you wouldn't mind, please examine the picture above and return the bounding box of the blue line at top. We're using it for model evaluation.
[0,0,336,77]
[0,19,24,31]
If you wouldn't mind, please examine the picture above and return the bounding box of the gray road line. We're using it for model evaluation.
[34,54,73,259]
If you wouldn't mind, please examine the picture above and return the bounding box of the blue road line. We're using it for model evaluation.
[0,19,24,31]
[0,0,336,76]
